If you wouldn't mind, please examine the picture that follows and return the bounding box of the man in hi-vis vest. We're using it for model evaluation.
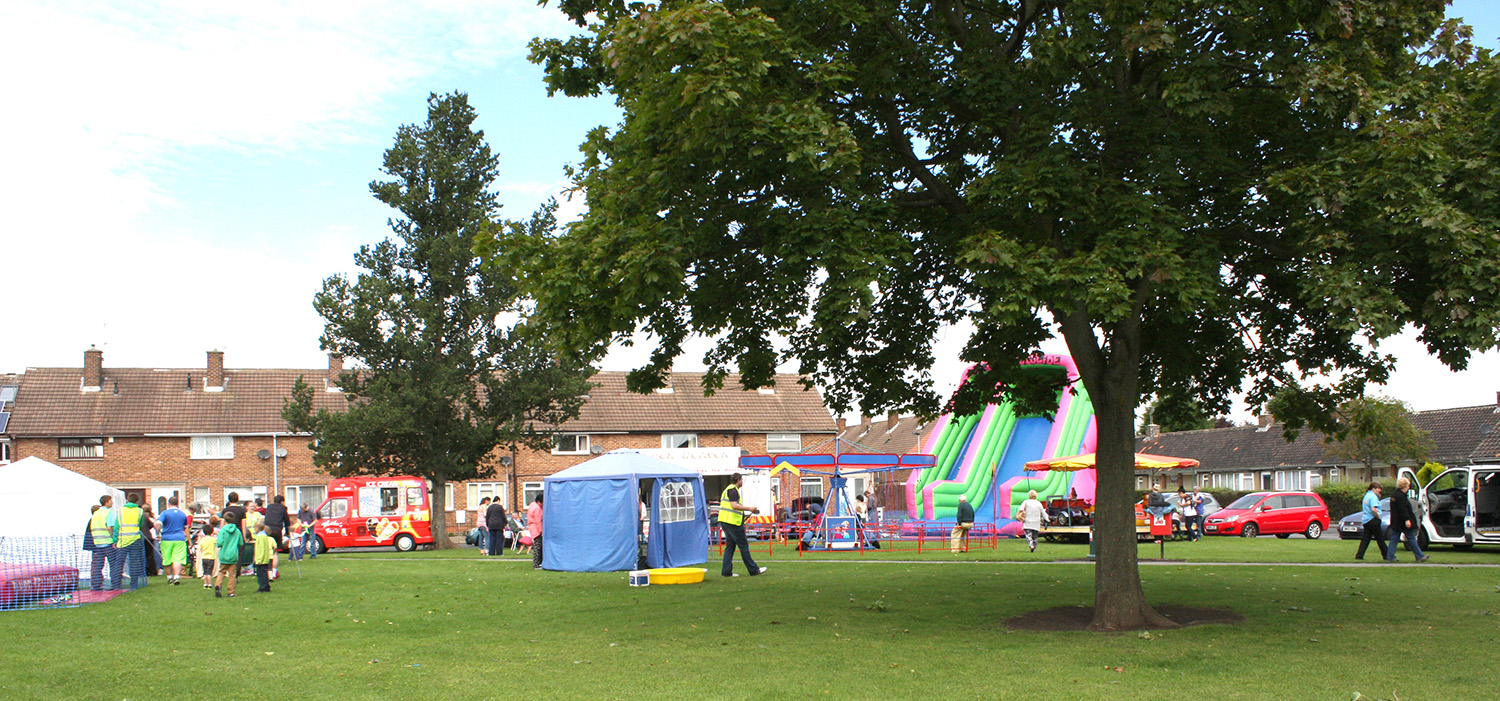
[87,495,123,590]
[118,497,148,589]
[718,474,768,577]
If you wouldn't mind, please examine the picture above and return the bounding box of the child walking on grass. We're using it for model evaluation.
[253,524,277,592]
[197,519,219,588]
[214,512,242,598]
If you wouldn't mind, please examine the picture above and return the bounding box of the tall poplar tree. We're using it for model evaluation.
[285,92,591,548]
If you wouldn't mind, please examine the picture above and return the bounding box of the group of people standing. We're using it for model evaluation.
[84,492,320,596]
[477,495,545,569]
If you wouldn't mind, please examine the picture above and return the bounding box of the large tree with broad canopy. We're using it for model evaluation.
[515,1,1500,629]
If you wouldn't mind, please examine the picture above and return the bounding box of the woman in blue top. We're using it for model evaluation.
[1354,482,1389,561]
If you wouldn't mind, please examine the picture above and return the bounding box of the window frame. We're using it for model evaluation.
[766,433,801,453]
[59,437,104,459]
[190,435,235,460]
[799,477,824,499]
[0,440,10,464]
[552,433,590,455]
[284,485,328,512]
[661,433,699,449]
[522,481,544,507]
[467,482,507,509]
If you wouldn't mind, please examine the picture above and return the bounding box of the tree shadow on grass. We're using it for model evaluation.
[1006,605,1242,631]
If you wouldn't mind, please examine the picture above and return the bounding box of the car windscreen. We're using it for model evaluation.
[1225,494,1263,510]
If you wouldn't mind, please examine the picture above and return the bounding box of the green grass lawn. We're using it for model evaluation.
[6,543,1497,700]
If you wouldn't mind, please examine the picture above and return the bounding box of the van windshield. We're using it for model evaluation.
[1225,494,1263,510]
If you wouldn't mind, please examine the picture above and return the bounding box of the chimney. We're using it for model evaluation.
[1145,423,1161,439]
[82,346,103,392]
[327,352,344,392]
[1257,414,1273,428]
[837,418,847,432]
[205,350,225,392]
[887,411,899,425]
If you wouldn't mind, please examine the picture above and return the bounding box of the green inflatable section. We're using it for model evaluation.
[1004,380,1095,516]
[929,404,1016,520]
[912,412,976,517]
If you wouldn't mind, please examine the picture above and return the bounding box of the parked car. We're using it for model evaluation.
[1202,491,1330,539]
[1337,498,1391,540]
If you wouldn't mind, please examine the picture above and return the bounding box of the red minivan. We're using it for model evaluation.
[1202,491,1330,539]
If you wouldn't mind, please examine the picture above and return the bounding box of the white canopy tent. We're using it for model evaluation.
[0,457,124,581]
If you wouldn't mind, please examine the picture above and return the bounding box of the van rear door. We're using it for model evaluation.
[1473,469,1500,541]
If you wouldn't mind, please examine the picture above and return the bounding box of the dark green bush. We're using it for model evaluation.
[1315,479,1397,518]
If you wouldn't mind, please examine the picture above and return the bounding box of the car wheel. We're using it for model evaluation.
[394,533,416,552]
[1275,533,1291,539]
[1305,522,1323,539]
[1241,522,1259,538]
[307,534,325,555]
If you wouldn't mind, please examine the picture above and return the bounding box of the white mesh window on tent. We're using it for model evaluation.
[659,482,695,524]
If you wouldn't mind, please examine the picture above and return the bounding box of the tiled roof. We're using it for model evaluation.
[1137,402,1500,470]
[8,367,347,436]
[10,366,837,437]
[836,415,932,454]
[560,372,835,434]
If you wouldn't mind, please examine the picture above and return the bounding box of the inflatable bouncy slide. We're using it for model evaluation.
[907,355,1097,536]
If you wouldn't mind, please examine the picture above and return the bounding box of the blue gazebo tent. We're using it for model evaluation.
[541,451,710,572]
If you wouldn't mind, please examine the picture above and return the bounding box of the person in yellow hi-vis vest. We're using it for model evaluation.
[118,498,148,589]
[86,495,124,590]
[718,474,768,577]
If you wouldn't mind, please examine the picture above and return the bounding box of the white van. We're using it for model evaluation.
[1400,465,1500,549]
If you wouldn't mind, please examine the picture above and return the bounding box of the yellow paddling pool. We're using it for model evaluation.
[647,567,706,584]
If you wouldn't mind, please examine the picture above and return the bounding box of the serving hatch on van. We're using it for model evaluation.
[308,476,434,553]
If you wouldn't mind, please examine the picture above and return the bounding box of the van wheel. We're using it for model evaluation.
[1305,522,1323,539]
[307,535,325,555]
[394,534,416,552]
[1241,523,1259,538]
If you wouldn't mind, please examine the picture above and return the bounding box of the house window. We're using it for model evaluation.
[0,441,10,463]
[445,483,455,511]
[659,482,696,523]
[467,482,506,509]
[59,437,104,459]
[224,485,268,505]
[285,485,327,512]
[193,486,211,510]
[553,434,590,454]
[800,477,824,499]
[190,435,235,459]
[662,434,698,449]
[766,434,801,453]
[523,482,543,507]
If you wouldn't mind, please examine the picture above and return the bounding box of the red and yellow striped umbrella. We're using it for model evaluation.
[1023,452,1200,472]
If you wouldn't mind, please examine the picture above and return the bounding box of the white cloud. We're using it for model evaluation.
[0,0,589,372]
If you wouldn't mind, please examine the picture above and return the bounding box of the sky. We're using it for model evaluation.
[1,1,1497,422]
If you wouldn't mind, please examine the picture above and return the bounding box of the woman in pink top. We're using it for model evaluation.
[526,494,544,570]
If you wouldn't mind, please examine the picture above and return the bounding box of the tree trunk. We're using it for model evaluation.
[1089,395,1177,631]
[429,474,457,550]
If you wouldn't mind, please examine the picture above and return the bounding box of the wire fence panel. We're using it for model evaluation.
[0,535,144,611]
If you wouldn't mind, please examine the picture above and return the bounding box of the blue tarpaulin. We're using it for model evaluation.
[541,451,710,572]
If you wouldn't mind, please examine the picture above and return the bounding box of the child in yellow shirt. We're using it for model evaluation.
[197,519,219,589]
[252,524,277,593]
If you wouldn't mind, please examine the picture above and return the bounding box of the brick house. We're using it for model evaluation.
[462,371,837,530]
[3,350,838,533]
[1135,394,1500,492]
[4,348,347,514]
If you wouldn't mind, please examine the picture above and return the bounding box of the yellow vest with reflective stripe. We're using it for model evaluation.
[89,508,115,546]
[718,485,745,526]
[118,504,143,546]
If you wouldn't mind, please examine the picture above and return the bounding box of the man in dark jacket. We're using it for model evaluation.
[263,495,290,550]
[485,499,507,556]
[1386,477,1429,563]
[951,494,975,554]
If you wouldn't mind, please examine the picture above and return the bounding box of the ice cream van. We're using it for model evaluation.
[307,476,434,553]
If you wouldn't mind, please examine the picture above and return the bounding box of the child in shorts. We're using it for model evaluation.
[197,519,219,588]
